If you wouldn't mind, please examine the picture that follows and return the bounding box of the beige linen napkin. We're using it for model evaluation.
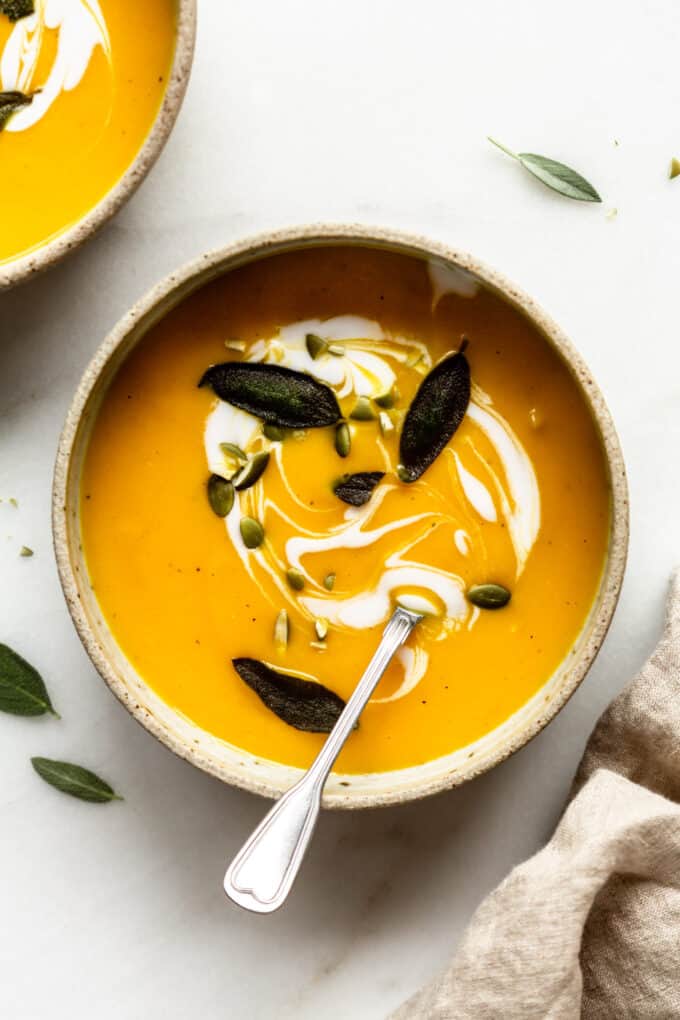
[392,574,680,1019]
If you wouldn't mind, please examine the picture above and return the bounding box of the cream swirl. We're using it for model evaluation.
[203,316,542,701]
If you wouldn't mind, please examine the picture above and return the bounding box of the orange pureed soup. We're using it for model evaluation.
[0,0,176,265]
[81,247,610,774]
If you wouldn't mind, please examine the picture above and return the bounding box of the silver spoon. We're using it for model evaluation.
[223,605,422,913]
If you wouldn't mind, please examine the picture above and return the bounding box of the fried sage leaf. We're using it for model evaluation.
[0,643,59,717]
[0,1,34,22]
[0,90,32,131]
[333,471,384,507]
[398,345,470,482]
[31,758,122,802]
[466,583,512,609]
[488,137,601,203]
[207,474,234,517]
[199,362,341,428]
[233,657,348,733]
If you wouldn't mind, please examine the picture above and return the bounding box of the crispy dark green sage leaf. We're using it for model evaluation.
[207,474,234,517]
[398,345,470,482]
[199,362,341,428]
[0,90,33,131]
[466,583,512,609]
[0,0,34,22]
[333,471,384,507]
[31,758,122,802]
[233,658,348,733]
[0,644,59,717]
[488,137,601,203]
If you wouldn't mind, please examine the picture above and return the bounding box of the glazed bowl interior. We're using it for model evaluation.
[53,226,628,809]
[0,0,196,291]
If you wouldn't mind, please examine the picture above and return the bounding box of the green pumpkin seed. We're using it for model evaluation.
[220,442,247,461]
[233,451,270,491]
[349,396,376,421]
[323,572,336,591]
[314,618,329,640]
[375,387,398,409]
[274,609,289,649]
[378,411,394,436]
[286,567,305,591]
[207,474,235,517]
[263,424,285,441]
[334,422,351,458]
[240,517,264,549]
[396,464,411,483]
[306,333,328,360]
[466,583,512,610]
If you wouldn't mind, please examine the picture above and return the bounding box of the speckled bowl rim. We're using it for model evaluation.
[0,0,196,291]
[53,225,629,809]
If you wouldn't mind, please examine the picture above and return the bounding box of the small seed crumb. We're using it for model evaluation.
[20,546,34,557]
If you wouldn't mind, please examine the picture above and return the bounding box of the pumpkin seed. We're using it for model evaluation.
[375,387,398,409]
[263,424,285,441]
[349,396,376,421]
[333,471,384,507]
[200,361,341,428]
[309,641,328,651]
[233,451,270,491]
[399,343,470,482]
[232,657,348,733]
[466,583,512,609]
[405,350,424,369]
[305,333,328,359]
[19,546,33,557]
[207,474,235,517]
[334,422,351,458]
[274,609,289,649]
[396,464,411,483]
[224,339,246,352]
[314,618,329,640]
[286,567,305,591]
[328,343,345,356]
[378,411,394,435]
[323,572,336,591]
[219,442,247,462]
[240,517,264,548]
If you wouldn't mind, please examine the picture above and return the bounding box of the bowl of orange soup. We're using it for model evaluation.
[0,0,195,289]
[53,226,628,807]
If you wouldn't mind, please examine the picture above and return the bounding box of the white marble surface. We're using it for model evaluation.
[1,1,679,1016]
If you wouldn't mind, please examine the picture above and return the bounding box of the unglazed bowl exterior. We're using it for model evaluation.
[52,226,629,808]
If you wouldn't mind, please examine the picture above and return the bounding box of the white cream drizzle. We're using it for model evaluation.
[1,0,111,132]
[203,315,542,704]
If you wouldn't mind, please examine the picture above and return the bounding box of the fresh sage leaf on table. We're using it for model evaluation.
[233,657,349,733]
[199,362,341,428]
[333,471,384,507]
[0,90,33,131]
[31,758,122,802]
[488,137,601,203]
[0,1,34,22]
[398,344,470,482]
[0,643,59,717]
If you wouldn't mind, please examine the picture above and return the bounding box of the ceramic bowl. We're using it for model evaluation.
[53,225,629,808]
[0,0,196,290]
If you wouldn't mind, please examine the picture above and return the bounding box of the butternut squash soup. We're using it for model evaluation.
[80,246,611,774]
[0,0,176,266]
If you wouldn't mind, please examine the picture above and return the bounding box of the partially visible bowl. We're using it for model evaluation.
[53,225,629,808]
[0,0,196,290]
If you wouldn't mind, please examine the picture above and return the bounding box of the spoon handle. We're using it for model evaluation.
[223,606,421,913]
